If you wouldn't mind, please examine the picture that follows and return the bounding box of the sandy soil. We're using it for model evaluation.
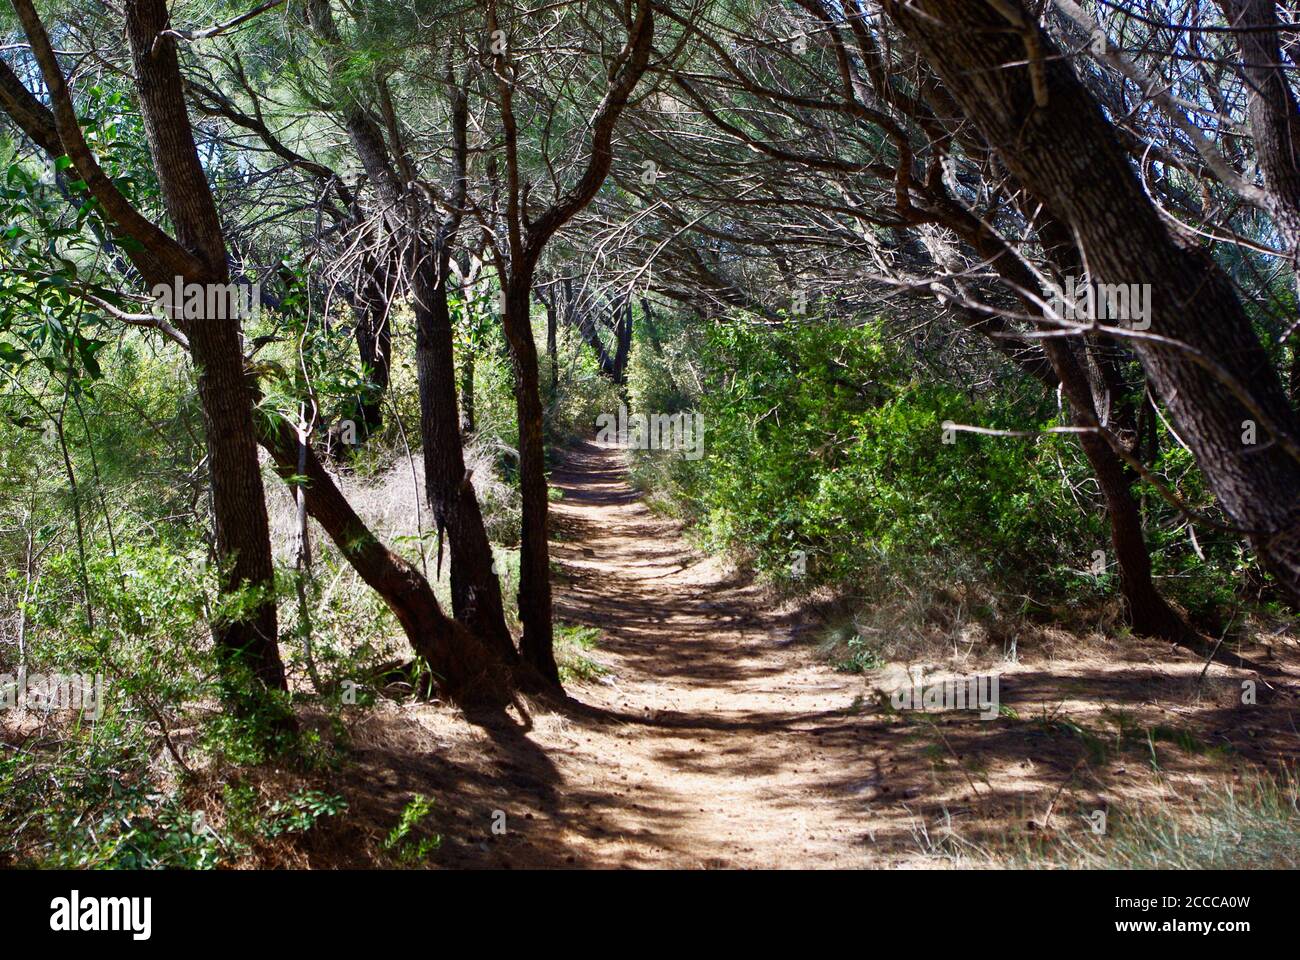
[328,440,1299,869]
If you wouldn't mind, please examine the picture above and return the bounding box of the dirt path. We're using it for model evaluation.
[339,439,1295,869]
[374,438,888,868]
[531,439,882,867]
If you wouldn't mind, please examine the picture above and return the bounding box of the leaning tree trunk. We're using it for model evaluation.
[259,418,509,707]
[1044,340,1195,641]
[1028,213,1190,636]
[573,300,621,382]
[888,0,1300,603]
[1218,0,1300,413]
[919,212,1193,641]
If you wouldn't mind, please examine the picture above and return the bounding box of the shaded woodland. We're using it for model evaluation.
[0,0,1297,870]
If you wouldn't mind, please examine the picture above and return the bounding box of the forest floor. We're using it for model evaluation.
[316,440,1299,869]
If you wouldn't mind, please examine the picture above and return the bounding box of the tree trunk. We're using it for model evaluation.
[920,179,1195,641]
[501,280,560,684]
[545,290,559,397]
[413,257,517,663]
[1044,340,1193,640]
[124,0,287,694]
[1016,211,1190,638]
[1218,0,1300,416]
[351,260,393,439]
[1219,0,1300,262]
[259,418,509,707]
[613,299,633,386]
[888,0,1300,602]
[459,343,477,436]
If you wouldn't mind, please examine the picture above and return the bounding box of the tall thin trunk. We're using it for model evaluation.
[613,299,633,386]
[545,291,559,397]
[293,411,324,694]
[460,346,477,436]
[123,0,286,693]
[414,257,516,662]
[351,259,393,438]
[502,280,559,684]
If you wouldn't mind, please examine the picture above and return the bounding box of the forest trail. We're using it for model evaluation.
[405,439,891,868]
[342,439,1293,869]
[533,439,877,867]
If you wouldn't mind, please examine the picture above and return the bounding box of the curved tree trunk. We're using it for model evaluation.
[919,205,1194,641]
[1043,341,1194,641]
[10,0,290,702]
[122,0,288,694]
[259,418,509,707]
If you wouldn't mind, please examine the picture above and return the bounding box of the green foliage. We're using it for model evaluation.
[625,308,697,416]
[17,774,226,870]
[543,322,625,446]
[819,622,885,673]
[251,261,379,440]
[554,622,608,683]
[1137,438,1255,625]
[383,793,441,866]
[1,0,1291,875]
[254,788,349,839]
[633,319,1103,606]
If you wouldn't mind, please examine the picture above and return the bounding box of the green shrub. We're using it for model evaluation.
[632,319,1104,606]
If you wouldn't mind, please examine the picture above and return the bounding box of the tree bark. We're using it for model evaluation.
[350,257,394,439]
[1218,0,1300,414]
[613,300,633,386]
[459,343,477,436]
[544,287,559,396]
[502,278,560,684]
[302,0,516,677]
[887,0,1300,602]
[1218,0,1300,260]
[414,258,517,663]
[483,0,654,683]
[123,0,287,692]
